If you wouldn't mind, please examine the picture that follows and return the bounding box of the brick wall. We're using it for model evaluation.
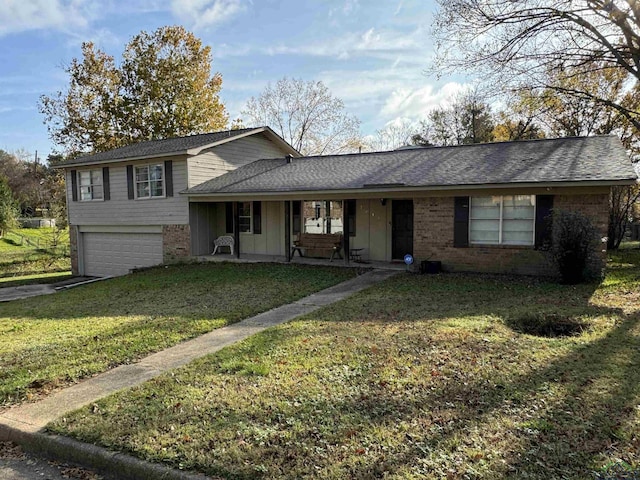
[69,226,79,275]
[413,192,610,276]
[163,224,191,262]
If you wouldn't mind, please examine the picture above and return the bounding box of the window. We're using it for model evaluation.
[135,164,164,199]
[470,195,535,245]
[238,202,252,233]
[78,169,103,201]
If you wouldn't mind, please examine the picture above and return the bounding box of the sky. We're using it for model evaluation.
[0,0,470,162]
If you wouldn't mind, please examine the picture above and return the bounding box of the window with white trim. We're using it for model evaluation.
[238,202,252,233]
[135,164,164,199]
[470,195,535,245]
[78,169,103,201]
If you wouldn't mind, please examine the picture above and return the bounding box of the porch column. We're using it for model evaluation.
[284,200,291,262]
[233,201,240,258]
[343,199,351,265]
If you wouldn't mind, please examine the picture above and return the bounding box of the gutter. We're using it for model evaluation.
[181,178,637,201]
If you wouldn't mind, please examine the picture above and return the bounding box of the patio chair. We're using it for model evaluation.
[212,235,235,255]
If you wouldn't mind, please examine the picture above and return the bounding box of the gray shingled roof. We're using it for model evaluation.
[185,136,637,195]
[59,127,270,166]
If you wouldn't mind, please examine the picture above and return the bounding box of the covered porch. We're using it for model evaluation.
[188,197,415,266]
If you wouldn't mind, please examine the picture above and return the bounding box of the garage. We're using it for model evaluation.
[81,229,163,277]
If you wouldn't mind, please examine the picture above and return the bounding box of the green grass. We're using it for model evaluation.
[0,262,355,408]
[50,247,640,479]
[0,228,70,277]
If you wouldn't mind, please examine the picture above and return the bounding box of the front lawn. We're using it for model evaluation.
[51,247,640,479]
[0,263,355,408]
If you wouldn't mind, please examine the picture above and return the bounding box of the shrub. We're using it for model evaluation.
[506,313,587,337]
[548,210,602,284]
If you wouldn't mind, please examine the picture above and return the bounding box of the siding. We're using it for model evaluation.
[67,156,189,226]
[190,201,285,256]
[187,134,290,188]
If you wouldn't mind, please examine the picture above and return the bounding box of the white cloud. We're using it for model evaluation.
[0,0,91,36]
[171,0,246,31]
[329,0,359,18]
[380,82,468,119]
[218,24,427,62]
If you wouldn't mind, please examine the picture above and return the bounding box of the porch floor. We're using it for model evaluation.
[196,253,410,271]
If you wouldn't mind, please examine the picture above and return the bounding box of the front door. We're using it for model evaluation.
[392,200,413,260]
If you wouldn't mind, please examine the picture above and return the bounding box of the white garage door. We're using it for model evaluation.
[83,232,163,277]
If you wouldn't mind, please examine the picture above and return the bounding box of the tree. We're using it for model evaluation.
[0,175,18,237]
[0,149,43,215]
[415,89,495,146]
[432,1,640,131]
[40,26,228,157]
[366,119,420,151]
[242,77,361,155]
[492,94,546,142]
[609,184,640,249]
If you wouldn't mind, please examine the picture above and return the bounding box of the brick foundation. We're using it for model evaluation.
[413,192,610,276]
[162,224,191,262]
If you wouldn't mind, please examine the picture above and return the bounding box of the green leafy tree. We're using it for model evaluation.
[40,26,228,157]
[0,175,18,237]
[242,77,361,155]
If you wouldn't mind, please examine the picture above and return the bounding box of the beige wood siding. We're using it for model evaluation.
[239,201,285,256]
[187,134,290,188]
[66,156,189,226]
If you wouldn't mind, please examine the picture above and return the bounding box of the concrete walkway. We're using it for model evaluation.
[0,269,399,478]
[0,277,100,303]
[0,284,57,302]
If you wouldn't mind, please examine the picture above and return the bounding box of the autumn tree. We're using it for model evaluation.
[40,26,228,157]
[432,1,640,131]
[242,77,361,155]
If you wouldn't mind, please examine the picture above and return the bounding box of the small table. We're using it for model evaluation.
[349,248,364,262]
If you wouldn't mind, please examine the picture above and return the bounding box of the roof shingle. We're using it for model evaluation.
[186,136,637,195]
[59,127,267,166]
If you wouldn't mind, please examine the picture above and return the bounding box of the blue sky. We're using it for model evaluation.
[0,0,469,161]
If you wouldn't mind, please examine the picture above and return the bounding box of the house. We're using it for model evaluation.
[58,133,637,277]
[57,127,299,276]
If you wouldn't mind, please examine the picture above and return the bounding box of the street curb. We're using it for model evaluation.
[0,422,210,480]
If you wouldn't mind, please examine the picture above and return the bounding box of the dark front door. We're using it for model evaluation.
[392,200,413,260]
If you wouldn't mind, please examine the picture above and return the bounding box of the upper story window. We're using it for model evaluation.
[78,169,103,201]
[470,195,535,246]
[135,164,164,199]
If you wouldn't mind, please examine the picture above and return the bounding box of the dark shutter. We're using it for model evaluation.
[346,199,356,237]
[70,169,78,202]
[126,165,134,200]
[225,202,234,233]
[292,201,302,235]
[164,160,173,197]
[535,195,554,249]
[253,201,262,234]
[102,167,110,201]
[453,196,470,247]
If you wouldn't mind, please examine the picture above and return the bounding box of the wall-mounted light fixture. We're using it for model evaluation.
[380,198,387,206]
